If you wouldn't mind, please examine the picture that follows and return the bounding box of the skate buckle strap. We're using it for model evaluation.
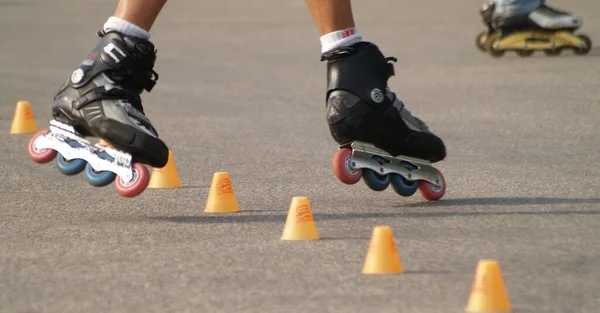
[384,57,397,78]
[143,72,158,92]
[98,30,160,93]
[73,85,142,110]
[116,45,159,93]
[381,91,403,116]
[320,45,356,61]
[320,43,397,80]
[128,39,160,93]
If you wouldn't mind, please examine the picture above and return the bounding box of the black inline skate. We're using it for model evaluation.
[28,30,169,197]
[323,42,447,201]
[485,2,592,57]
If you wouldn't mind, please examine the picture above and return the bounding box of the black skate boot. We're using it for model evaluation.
[325,42,447,201]
[52,30,169,168]
[27,30,170,197]
[323,42,446,163]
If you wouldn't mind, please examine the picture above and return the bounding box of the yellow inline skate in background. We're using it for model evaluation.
[481,1,592,57]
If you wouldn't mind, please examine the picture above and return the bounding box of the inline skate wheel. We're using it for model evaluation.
[362,156,391,191]
[28,129,58,164]
[516,50,534,57]
[362,168,391,191]
[418,168,446,201]
[573,35,592,55]
[390,173,418,197]
[115,163,150,197]
[84,163,116,187]
[333,148,362,184]
[543,47,562,56]
[475,31,489,52]
[485,35,505,58]
[56,153,87,176]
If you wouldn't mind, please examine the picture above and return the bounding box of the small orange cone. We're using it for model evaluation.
[148,150,181,188]
[281,196,319,240]
[362,226,403,274]
[10,100,37,134]
[466,259,511,312]
[204,172,239,213]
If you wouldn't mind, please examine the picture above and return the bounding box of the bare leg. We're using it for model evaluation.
[305,0,355,36]
[113,0,167,31]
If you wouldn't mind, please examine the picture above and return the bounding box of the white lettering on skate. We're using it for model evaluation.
[114,154,130,167]
[44,120,134,181]
[103,43,127,64]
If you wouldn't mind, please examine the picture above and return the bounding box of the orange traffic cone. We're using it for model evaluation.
[466,259,511,312]
[362,226,403,274]
[148,150,181,188]
[281,196,319,240]
[204,172,239,213]
[10,100,37,134]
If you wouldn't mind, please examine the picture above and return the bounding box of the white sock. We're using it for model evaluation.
[320,27,362,54]
[103,16,151,40]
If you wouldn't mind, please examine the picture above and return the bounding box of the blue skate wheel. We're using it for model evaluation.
[390,161,419,197]
[390,174,418,197]
[84,163,116,187]
[55,153,86,176]
[362,168,390,191]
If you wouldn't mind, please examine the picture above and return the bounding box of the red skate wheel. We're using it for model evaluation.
[418,168,446,201]
[114,163,150,197]
[333,148,362,185]
[28,129,57,164]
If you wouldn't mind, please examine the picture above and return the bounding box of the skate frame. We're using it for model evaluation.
[34,120,135,182]
[347,141,442,187]
[492,30,585,50]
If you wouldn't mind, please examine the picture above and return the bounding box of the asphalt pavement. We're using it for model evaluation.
[1,0,599,312]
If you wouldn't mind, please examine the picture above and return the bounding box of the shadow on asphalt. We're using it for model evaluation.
[560,46,600,57]
[400,197,600,208]
[498,46,600,59]
[150,197,600,224]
